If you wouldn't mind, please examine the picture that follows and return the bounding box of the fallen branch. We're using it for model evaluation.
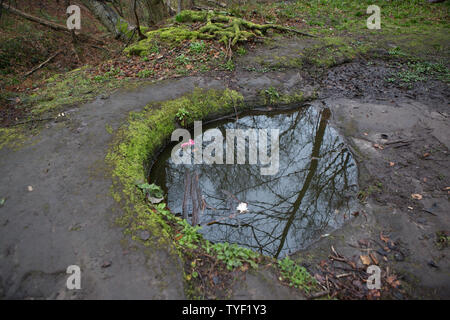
[2,3,68,32]
[2,3,104,44]
[24,50,61,77]
[306,290,329,300]
[10,116,57,127]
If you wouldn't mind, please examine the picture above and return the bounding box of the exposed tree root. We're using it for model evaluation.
[176,10,316,46]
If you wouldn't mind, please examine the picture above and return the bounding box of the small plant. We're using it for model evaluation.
[277,256,317,293]
[236,46,247,55]
[149,43,160,54]
[176,54,190,65]
[222,59,235,71]
[137,183,164,203]
[189,41,206,54]
[435,231,449,250]
[387,61,449,87]
[176,107,190,126]
[137,69,154,78]
[93,75,107,82]
[264,86,280,104]
[177,219,203,249]
[388,46,407,57]
[357,183,382,202]
[104,66,122,78]
[206,242,259,270]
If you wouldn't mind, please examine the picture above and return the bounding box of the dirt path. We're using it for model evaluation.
[0,77,225,299]
[0,38,448,299]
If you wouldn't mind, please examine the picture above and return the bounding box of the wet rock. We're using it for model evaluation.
[416,218,427,225]
[139,230,150,241]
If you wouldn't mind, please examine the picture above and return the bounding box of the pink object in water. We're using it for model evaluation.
[181,139,195,148]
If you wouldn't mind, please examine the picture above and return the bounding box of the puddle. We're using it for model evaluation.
[150,106,359,258]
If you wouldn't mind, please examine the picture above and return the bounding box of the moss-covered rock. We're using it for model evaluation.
[125,26,205,56]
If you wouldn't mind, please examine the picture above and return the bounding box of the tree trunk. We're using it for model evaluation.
[133,0,147,40]
[142,0,168,25]
[79,0,133,40]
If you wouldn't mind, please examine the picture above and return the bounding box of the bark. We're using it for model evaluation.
[142,0,168,25]
[133,0,146,40]
[65,0,82,64]
[79,0,133,40]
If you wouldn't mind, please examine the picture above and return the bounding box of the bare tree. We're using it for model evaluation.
[133,0,146,40]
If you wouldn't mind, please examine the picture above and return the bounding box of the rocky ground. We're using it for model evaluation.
[0,34,448,299]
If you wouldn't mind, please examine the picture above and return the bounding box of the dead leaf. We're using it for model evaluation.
[175,234,183,241]
[347,260,357,269]
[314,273,325,283]
[369,253,378,265]
[423,152,430,158]
[386,275,401,288]
[411,193,423,200]
[380,232,389,243]
[360,255,371,265]
[358,239,369,247]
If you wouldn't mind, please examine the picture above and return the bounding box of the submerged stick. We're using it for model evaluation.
[182,168,191,220]
[191,172,199,226]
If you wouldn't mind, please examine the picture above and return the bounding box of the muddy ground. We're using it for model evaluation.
[0,37,448,299]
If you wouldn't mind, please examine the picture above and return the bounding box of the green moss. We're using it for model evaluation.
[260,87,310,105]
[175,10,209,23]
[116,19,149,40]
[105,124,113,135]
[125,26,202,56]
[305,37,371,68]
[0,127,27,151]
[106,88,243,246]
[278,256,318,293]
[24,66,137,117]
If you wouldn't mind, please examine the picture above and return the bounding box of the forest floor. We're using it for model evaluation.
[0,1,449,299]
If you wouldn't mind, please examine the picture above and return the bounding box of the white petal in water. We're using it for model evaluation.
[236,202,248,213]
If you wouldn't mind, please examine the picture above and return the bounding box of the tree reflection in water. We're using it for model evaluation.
[150,106,359,258]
